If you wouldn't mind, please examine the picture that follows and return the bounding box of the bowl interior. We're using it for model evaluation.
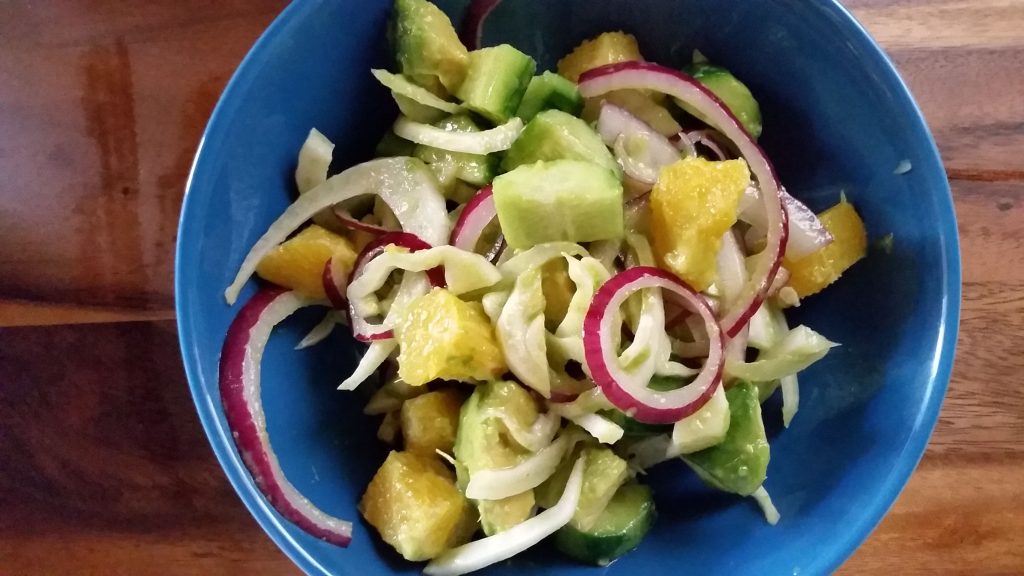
[176,1,960,574]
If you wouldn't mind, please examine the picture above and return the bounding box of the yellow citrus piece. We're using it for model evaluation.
[558,31,643,83]
[648,157,750,291]
[255,224,357,299]
[360,451,477,561]
[785,199,867,297]
[400,388,465,455]
[394,288,507,386]
[541,258,575,331]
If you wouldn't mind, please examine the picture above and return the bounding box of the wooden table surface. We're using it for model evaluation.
[1,1,1022,574]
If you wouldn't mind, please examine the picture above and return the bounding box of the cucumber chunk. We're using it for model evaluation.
[492,159,624,249]
[502,109,619,176]
[455,44,536,124]
[515,71,584,122]
[554,483,656,566]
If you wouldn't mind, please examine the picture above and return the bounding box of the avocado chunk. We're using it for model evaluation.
[455,45,536,124]
[515,71,584,122]
[413,115,499,196]
[492,159,624,249]
[554,483,656,566]
[535,444,629,531]
[376,130,417,157]
[502,109,619,175]
[682,62,762,139]
[682,381,769,496]
[454,381,541,535]
[390,0,469,94]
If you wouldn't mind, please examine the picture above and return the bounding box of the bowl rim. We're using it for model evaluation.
[174,1,962,574]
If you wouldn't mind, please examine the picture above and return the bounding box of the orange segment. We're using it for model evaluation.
[255,225,357,298]
[360,451,476,561]
[785,199,867,297]
[648,157,750,291]
[394,288,507,386]
[400,388,465,455]
[558,32,643,83]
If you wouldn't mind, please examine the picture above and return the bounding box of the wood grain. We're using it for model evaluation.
[0,0,1021,574]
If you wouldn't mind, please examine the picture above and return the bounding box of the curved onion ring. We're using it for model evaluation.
[579,62,788,337]
[583,267,725,424]
[450,185,505,262]
[219,288,352,546]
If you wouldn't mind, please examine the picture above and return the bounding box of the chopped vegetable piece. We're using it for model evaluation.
[784,199,867,297]
[455,44,536,124]
[493,160,624,249]
[558,31,643,83]
[394,288,507,385]
[360,450,477,561]
[582,89,682,137]
[255,225,357,299]
[502,109,619,175]
[454,381,541,535]
[682,62,763,139]
[401,388,465,455]
[572,446,630,530]
[649,157,750,291]
[554,483,655,565]
[516,71,585,121]
[413,115,499,195]
[390,0,470,93]
[682,381,769,496]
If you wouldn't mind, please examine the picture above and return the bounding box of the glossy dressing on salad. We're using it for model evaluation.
[217,0,868,573]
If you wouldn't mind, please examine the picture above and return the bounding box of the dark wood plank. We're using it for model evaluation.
[0,320,299,575]
[0,1,286,316]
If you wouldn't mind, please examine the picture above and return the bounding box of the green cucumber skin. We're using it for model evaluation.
[554,484,656,566]
[501,110,619,176]
[516,72,584,121]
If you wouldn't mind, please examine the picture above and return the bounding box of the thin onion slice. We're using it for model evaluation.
[346,232,441,342]
[332,209,390,236]
[741,186,832,260]
[450,185,504,261]
[583,266,725,424]
[424,456,585,576]
[322,257,348,310]
[597,103,680,185]
[685,129,729,160]
[371,69,461,115]
[225,157,449,305]
[219,288,352,546]
[579,62,788,337]
[465,432,577,500]
[393,115,524,155]
[482,408,561,453]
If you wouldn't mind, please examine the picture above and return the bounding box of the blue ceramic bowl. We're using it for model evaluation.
[176,1,960,574]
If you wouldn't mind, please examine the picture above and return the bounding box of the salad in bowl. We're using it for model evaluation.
[217,0,868,573]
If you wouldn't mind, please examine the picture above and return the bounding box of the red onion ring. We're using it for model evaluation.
[219,288,352,546]
[579,62,788,337]
[460,0,503,50]
[583,266,725,424]
[450,185,505,262]
[348,232,445,341]
[321,257,348,310]
[332,208,389,236]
